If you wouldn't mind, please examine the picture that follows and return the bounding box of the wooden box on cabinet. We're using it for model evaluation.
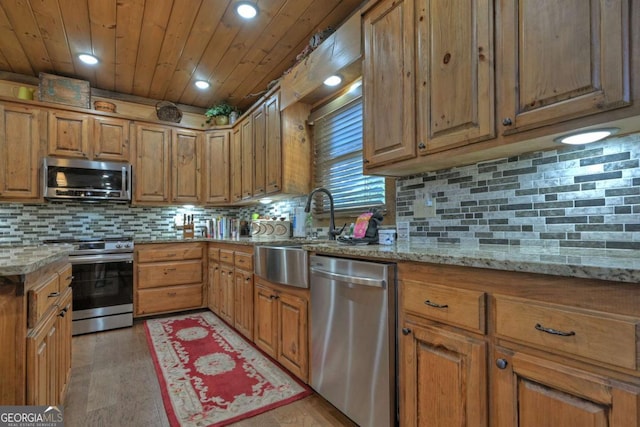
[135,243,205,316]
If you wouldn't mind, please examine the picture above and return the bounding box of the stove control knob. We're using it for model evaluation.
[125,243,132,248]
[116,243,122,248]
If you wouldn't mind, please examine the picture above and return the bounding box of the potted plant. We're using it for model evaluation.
[205,102,236,126]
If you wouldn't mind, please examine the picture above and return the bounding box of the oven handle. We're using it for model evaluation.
[70,253,134,265]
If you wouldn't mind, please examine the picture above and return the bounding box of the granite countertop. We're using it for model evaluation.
[301,241,640,284]
[135,236,309,246]
[0,244,73,276]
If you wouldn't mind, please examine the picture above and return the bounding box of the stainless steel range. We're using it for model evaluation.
[46,237,134,335]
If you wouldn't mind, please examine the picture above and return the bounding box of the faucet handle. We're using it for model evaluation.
[333,223,347,236]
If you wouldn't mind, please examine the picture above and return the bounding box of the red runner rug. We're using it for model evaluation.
[145,311,312,427]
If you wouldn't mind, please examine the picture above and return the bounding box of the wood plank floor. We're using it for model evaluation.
[63,319,357,427]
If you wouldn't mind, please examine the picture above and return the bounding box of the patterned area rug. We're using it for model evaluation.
[145,311,312,427]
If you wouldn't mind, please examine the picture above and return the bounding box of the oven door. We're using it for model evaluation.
[70,253,134,335]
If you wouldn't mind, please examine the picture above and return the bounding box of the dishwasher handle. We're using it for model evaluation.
[310,267,386,288]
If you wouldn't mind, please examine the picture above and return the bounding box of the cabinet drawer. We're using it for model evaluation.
[494,295,640,371]
[136,284,203,315]
[234,252,253,270]
[219,249,234,264]
[137,260,203,289]
[208,247,220,261]
[137,244,203,262]
[28,273,60,328]
[402,280,486,334]
[58,264,73,290]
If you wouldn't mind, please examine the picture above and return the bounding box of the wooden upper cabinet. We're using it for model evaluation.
[492,348,640,427]
[416,0,494,154]
[240,117,254,200]
[363,0,416,169]
[230,126,243,203]
[133,123,171,203]
[264,93,282,194]
[0,104,43,201]
[498,0,631,134]
[171,129,202,203]
[93,117,130,162]
[203,130,230,204]
[48,110,90,159]
[252,104,266,198]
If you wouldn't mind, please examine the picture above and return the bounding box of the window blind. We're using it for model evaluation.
[312,95,385,214]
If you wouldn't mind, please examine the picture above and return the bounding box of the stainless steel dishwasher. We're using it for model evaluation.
[310,255,397,427]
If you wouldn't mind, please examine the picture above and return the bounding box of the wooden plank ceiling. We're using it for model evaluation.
[0,0,364,110]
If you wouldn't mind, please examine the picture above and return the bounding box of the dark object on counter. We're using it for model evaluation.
[240,220,250,236]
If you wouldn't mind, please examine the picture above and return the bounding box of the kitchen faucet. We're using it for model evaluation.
[304,187,346,240]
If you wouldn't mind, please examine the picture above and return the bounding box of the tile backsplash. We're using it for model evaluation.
[396,133,640,249]
[0,203,236,244]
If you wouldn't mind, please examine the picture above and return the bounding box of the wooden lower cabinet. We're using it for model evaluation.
[400,319,487,427]
[492,348,640,427]
[234,268,253,340]
[219,265,235,325]
[208,261,221,315]
[135,243,205,316]
[56,287,72,404]
[26,307,58,406]
[253,279,308,382]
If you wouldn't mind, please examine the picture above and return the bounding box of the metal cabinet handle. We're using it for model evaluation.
[48,292,60,298]
[269,294,279,300]
[167,292,177,297]
[535,323,575,337]
[424,300,448,309]
[496,358,508,369]
[502,117,513,126]
[401,328,412,336]
[164,268,177,272]
[66,275,74,281]
[418,142,426,149]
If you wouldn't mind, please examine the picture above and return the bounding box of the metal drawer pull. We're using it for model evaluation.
[66,275,74,281]
[48,292,60,298]
[424,300,448,309]
[401,328,412,336]
[535,323,576,337]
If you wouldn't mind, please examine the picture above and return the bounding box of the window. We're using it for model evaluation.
[311,83,386,214]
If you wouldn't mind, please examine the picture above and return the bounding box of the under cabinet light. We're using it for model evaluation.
[259,198,273,204]
[78,54,98,65]
[237,2,258,19]
[323,75,342,87]
[554,128,619,145]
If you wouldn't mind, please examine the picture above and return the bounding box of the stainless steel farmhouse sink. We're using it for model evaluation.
[254,243,309,289]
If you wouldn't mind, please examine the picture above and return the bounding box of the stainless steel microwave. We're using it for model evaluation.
[43,157,132,202]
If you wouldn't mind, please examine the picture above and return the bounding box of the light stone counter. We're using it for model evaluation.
[302,241,640,284]
[0,244,73,276]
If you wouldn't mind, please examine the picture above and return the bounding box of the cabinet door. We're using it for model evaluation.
[400,321,487,427]
[230,127,242,203]
[252,104,266,197]
[26,307,58,406]
[363,0,416,169]
[48,110,90,158]
[240,118,254,200]
[0,104,42,200]
[416,0,494,154]
[254,282,278,358]
[233,269,254,340]
[264,93,281,194]
[493,348,640,427]
[56,287,72,404]
[172,129,202,203]
[203,131,230,204]
[208,262,221,315]
[277,291,308,382]
[93,117,130,161]
[134,124,171,203]
[498,0,630,133]
[219,266,235,325]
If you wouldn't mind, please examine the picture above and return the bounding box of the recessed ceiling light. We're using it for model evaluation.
[323,75,342,87]
[78,54,98,65]
[195,80,210,89]
[554,128,619,145]
[237,2,258,19]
